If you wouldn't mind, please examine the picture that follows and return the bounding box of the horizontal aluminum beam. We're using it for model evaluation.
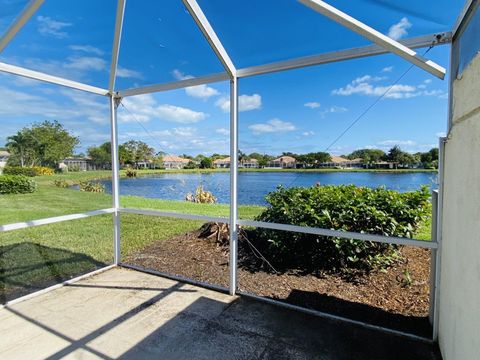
[0,0,44,53]
[0,208,115,232]
[119,207,230,224]
[0,62,110,95]
[117,73,230,98]
[238,219,438,249]
[300,0,446,79]
[237,33,451,78]
[116,33,449,98]
[117,72,229,97]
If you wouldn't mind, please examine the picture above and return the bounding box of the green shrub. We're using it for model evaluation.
[68,165,81,172]
[0,175,37,194]
[251,185,431,271]
[3,166,36,177]
[79,181,105,193]
[53,179,70,188]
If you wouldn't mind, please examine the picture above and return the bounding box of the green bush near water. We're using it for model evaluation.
[3,166,36,177]
[0,175,37,194]
[252,185,431,271]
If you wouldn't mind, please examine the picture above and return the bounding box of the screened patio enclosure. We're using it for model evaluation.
[0,0,470,344]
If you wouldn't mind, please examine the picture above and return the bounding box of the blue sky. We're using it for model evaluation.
[0,0,466,156]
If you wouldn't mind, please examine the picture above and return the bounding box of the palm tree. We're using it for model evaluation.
[6,132,31,167]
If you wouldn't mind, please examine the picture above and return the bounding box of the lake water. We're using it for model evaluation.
[102,171,437,206]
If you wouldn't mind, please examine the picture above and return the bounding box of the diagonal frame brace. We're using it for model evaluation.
[109,0,126,92]
[299,0,446,79]
[182,0,236,77]
[0,0,45,53]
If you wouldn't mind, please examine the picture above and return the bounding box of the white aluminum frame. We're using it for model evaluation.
[299,0,446,79]
[109,0,126,92]
[0,0,457,340]
[0,0,44,53]
[0,208,115,232]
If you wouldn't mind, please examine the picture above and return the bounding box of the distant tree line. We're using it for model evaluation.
[3,121,439,170]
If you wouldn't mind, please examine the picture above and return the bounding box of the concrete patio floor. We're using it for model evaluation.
[0,267,441,359]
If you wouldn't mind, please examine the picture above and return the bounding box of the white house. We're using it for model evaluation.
[213,156,231,168]
[162,155,190,169]
[60,157,99,171]
[0,150,10,173]
[240,158,259,168]
[320,156,364,168]
[266,156,296,169]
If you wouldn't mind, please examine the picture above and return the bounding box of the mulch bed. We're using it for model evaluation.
[125,225,432,337]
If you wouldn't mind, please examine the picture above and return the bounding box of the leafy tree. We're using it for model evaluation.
[347,149,386,163]
[184,160,198,169]
[387,146,416,167]
[248,153,274,168]
[122,140,154,168]
[7,121,78,167]
[87,142,111,166]
[200,157,213,169]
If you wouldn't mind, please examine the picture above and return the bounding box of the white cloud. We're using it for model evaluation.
[332,75,417,99]
[119,94,208,124]
[156,104,207,123]
[248,118,296,135]
[64,56,107,71]
[320,106,348,117]
[37,16,72,39]
[378,140,416,146]
[215,94,262,112]
[215,97,230,112]
[172,70,219,99]
[435,132,446,138]
[116,66,143,79]
[382,66,393,73]
[388,17,412,40]
[302,131,315,136]
[216,128,229,136]
[69,45,104,56]
[304,101,320,109]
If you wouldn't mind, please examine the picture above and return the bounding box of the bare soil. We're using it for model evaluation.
[125,226,432,337]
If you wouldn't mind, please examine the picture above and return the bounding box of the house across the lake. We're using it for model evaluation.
[320,156,364,168]
[60,157,99,171]
[240,158,259,168]
[367,161,399,169]
[266,156,296,169]
[213,157,260,168]
[162,155,190,169]
[213,156,231,168]
[0,150,10,173]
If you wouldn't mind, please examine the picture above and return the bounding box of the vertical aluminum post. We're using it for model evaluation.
[429,189,439,325]
[229,77,239,295]
[432,137,446,341]
[109,95,121,264]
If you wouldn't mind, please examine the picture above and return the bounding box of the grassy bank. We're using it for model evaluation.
[0,171,432,302]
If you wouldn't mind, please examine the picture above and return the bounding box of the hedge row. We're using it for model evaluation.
[0,175,37,194]
[3,166,55,177]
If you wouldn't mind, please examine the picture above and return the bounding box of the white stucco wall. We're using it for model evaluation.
[439,51,480,359]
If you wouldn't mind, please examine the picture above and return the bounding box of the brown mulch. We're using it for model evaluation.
[125,226,432,337]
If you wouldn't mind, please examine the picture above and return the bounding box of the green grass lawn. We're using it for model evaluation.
[0,171,433,302]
